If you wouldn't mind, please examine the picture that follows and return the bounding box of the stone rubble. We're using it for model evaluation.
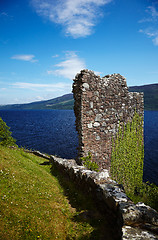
[122,226,158,240]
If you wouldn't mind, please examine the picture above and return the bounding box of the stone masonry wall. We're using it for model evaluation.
[73,69,144,169]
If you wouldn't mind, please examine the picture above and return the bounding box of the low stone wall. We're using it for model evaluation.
[50,156,158,239]
[30,150,158,239]
[50,156,123,239]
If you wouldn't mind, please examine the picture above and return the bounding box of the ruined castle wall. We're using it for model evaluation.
[73,70,144,169]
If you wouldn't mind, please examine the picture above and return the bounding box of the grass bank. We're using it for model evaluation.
[0,146,109,240]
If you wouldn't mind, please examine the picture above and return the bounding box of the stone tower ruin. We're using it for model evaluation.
[73,69,144,170]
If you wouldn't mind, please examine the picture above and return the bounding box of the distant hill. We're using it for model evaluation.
[0,84,157,110]
[129,84,158,110]
[0,93,74,110]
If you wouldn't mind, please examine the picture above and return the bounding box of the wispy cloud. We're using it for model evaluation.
[139,6,158,23]
[0,12,9,17]
[0,80,72,104]
[11,54,38,62]
[0,88,7,91]
[31,0,113,38]
[52,54,59,58]
[48,51,86,79]
[139,4,158,46]
[147,6,158,20]
[139,28,158,46]
[0,11,13,22]
[12,82,70,91]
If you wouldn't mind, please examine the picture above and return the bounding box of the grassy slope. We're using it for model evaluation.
[0,146,102,240]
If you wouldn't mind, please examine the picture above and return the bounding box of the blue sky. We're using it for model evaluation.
[0,0,158,104]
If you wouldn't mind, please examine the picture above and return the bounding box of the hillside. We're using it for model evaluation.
[129,84,158,110]
[0,83,157,110]
[0,145,106,239]
[0,93,74,110]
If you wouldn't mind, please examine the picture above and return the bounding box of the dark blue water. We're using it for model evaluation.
[144,111,158,185]
[0,110,78,159]
[0,110,158,185]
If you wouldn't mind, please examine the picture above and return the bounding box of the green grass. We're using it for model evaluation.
[0,146,109,240]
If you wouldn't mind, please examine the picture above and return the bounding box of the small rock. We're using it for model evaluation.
[82,83,89,90]
[93,122,100,127]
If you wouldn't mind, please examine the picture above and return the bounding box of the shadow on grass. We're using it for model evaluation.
[50,164,115,240]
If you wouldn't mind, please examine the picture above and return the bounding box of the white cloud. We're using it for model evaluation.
[48,51,86,79]
[0,80,72,104]
[31,0,113,38]
[94,71,102,76]
[11,82,71,92]
[139,6,158,23]
[35,96,45,101]
[147,6,158,20]
[52,54,59,58]
[0,12,9,17]
[139,5,158,46]
[11,54,38,62]
[139,28,158,46]
[153,35,158,45]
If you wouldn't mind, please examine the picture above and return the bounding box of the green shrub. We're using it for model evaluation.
[0,117,16,146]
[81,152,99,172]
[140,182,158,211]
[111,112,144,195]
[111,112,158,211]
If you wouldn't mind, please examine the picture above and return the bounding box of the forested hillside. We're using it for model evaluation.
[129,84,158,110]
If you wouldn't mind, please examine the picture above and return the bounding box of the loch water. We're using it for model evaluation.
[0,110,158,185]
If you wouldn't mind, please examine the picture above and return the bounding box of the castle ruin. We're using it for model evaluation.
[73,69,144,169]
